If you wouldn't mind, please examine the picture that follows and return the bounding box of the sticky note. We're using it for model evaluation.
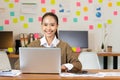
[62,18,67,22]
[83,6,88,12]
[20,16,25,21]
[50,0,56,5]
[107,19,112,24]
[98,0,103,3]
[0,26,4,31]
[76,11,80,16]
[9,3,14,8]
[116,2,120,6]
[73,18,78,22]
[97,23,102,29]
[41,8,46,13]
[13,18,18,23]
[4,20,9,25]
[4,0,10,2]
[29,18,33,22]
[113,11,118,16]
[8,48,13,53]
[89,25,94,30]
[72,47,76,52]
[38,16,42,22]
[41,0,45,4]
[34,33,39,39]
[108,2,112,7]
[23,23,28,28]
[88,0,93,3]
[76,2,80,7]
[76,47,81,52]
[14,0,19,3]
[10,11,15,16]
[84,16,88,21]
[51,9,56,14]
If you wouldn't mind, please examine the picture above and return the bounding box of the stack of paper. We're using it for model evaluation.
[0,70,21,76]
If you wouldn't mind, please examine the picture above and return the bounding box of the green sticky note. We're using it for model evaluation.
[13,18,18,23]
[0,26,4,31]
[9,3,14,8]
[76,11,80,16]
[10,11,15,16]
[29,18,33,22]
[20,16,25,21]
[116,2,120,6]
[23,23,28,28]
[50,0,56,5]
[4,0,9,2]
[107,19,112,24]
[97,23,102,29]
[73,18,78,22]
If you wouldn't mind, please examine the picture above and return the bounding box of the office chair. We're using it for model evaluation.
[0,51,11,71]
[78,52,101,69]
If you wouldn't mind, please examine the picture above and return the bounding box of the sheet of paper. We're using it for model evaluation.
[0,70,21,76]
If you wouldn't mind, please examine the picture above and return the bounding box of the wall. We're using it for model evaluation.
[0,0,120,69]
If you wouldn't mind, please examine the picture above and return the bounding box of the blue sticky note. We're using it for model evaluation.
[10,11,15,16]
[29,18,33,22]
[59,9,64,12]
[0,26,4,31]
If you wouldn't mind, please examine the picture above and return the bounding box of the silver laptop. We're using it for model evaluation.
[19,47,61,74]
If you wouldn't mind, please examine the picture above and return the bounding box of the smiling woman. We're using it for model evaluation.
[14,12,82,73]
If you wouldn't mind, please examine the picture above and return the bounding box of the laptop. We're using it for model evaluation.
[19,47,61,74]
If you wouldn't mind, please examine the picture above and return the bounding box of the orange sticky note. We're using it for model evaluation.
[83,6,88,12]
[108,2,112,7]
[41,8,46,13]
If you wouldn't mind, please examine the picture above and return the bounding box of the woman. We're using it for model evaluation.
[15,12,82,73]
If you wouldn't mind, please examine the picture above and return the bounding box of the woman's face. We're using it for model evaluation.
[41,16,58,38]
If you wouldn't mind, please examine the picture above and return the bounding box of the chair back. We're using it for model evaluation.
[78,52,101,69]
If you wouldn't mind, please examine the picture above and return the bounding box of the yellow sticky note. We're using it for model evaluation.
[4,0,9,2]
[97,23,102,29]
[50,0,56,5]
[98,0,103,3]
[76,11,80,16]
[13,18,18,23]
[107,19,112,24]
[8,48,13,53]
[83,6,88,12]
[116,2,120,6]
[72,47,76,52]
[9,3,14,8]
[20,16,25,21]
[41,8,46,13]
[23,23,28,28]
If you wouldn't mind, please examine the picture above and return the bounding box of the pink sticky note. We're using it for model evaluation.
[38,17,42,22]
[84,16,88,21]
[34,33,39,39]
[88,0,93,3]
[89,25,94,30]
[14,0,19,2]
[4,20,9,25]
[51,9,56,14]
[113,11,118,16]
[76,2,80,7]
[41,0,45,4]
[76,47,81,52]
[63,18,67,22]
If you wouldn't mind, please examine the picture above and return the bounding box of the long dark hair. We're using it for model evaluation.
[41,12,59,38]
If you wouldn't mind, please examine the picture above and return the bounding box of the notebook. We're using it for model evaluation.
[19,47,61,74]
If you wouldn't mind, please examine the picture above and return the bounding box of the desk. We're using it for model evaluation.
[98,52,120,69]
[0,69,120,80]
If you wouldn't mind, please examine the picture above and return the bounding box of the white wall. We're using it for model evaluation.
[0,0,120,69]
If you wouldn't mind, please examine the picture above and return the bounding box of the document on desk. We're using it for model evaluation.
[0,70,21,76]
[98,72,120,76]
[60,72,105,77]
